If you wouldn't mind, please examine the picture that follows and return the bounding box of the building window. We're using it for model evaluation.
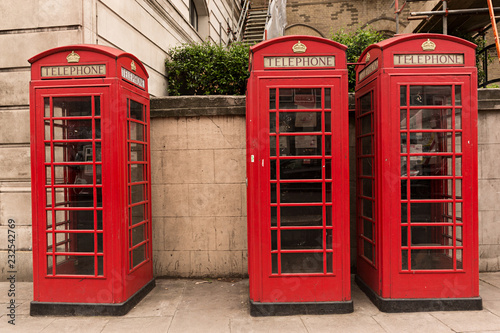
[190,0,198,31]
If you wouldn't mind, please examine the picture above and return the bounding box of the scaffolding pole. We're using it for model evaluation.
[487,0,500,63]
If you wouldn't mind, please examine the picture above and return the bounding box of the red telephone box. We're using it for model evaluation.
[29,45,154,315]
[246,36,352,316]
[354,34,482,312]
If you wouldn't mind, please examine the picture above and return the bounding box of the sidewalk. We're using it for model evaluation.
[3,273,500,332]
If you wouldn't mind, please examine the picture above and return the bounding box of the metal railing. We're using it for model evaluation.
[479,43,500,88]
[235,0,251,42]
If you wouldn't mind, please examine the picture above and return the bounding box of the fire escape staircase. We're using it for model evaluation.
[235,0,269,45]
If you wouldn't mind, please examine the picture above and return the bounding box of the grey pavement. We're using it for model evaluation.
[3,273,500,332]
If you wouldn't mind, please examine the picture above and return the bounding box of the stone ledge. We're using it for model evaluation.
[150,95,246,118]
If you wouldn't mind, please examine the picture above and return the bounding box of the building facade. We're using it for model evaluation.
[0,0,242,280]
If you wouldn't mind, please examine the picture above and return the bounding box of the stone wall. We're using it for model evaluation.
[478,89,500,271]
[150,96,248,277]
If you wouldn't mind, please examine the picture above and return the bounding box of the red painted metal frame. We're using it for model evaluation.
[354,34,479,300]
[246,36,350,303]
[29,45,152,304]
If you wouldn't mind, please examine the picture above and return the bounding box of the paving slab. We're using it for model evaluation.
[480,280,500,301]
[168,308,231,333]
[0,314,55,332]
[373,312,454,333]
[430,310,500,332]
[40,317,110,333]
[102,316,172,333]
[483,300,500,317]
[302,313,385,333]
[230,316,308,333]
[481,272,500,289]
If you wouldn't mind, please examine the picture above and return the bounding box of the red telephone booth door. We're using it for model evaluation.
[32,87,111,300]
[32,85,152,303]
[255,77,350,303]
[389,75,478,299]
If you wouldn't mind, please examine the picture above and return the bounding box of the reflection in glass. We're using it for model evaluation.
[130,204,145,225]
[400,109,407,129]
[271,230,277,251]
[326,205,332,226]
[95,96,101,116]
[362,199,372,218]
[270,136,276,156]
[280,206,323,227]
[281,252,324,273]
[270,160,276,180]
[325,159,332,179]
[363,240,373,262]
[130,143,145,161]
[409,179,453,200]
[361,158,373,176]
[401,203,407,223]
[270,89,276,109]
[54,232,94,253]
[402,155,454,177]
[410,86,452,106]
[280,159,322,179]
[132,244,146,267]
[409,132,452,153]
[281,229,323,249]
[411,226,449,246]
[54,255,95,275]
[363,219,373,239]
[325,135,332,156]
[280,183,322,203]
[130,100,144,121]
[132,225,145,247]
[279,88,322,109]
[270,112,276,133]
[279,112,322,132]
[327,252,333,273]
[455,86,462,106]
[271,184,277,203]
[360,116,371,135]
[325,88,331,109]
[455,133,462,153]
[130,184,145,204]
[272,253,278,274]
[409,109,452,130]
[55,210,94,230]
[457,249,463,269]
[362,179,373,198]
[456,109,462,129]
[53,97,92,117]
[271,206,277,226]
[44,97,51,117]
[410,202,454,223]
[359,92,372,113]
[131,164,146,183]
[402,250,408,270]
[325,112,331,132]
[325,182,332,203]
[361,136,372,155]
[401,226,408,246]
[411,249,453,270]
[129,122,145,141]
[276,135,322,156]
[400,86,407,106]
